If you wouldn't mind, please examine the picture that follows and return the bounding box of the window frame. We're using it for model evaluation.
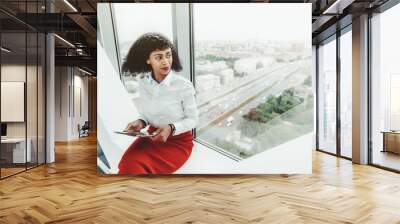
[315,24,353,161]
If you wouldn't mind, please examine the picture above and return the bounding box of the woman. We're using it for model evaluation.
[118,33,198,174]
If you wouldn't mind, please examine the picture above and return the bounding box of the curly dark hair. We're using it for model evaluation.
[121,32,182,75]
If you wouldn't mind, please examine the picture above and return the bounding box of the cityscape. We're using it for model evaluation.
[194,40,313,159]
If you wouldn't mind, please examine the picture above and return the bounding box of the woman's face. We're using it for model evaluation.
[147,48,173,77]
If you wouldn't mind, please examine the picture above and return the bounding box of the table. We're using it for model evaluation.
[1,138,31,163]
[381,131,400,154]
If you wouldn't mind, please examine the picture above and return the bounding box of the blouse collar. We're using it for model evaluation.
[146,71,174,87]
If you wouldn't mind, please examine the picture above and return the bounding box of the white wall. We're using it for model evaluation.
[1,65,26,135]
[1,82,25,122]
[55,67,68,141]
[72,73,89,138]
[55,67,89,141]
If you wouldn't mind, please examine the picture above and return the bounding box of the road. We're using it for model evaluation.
[196,60,310,142]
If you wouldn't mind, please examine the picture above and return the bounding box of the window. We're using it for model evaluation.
[340,29,352,158]
[371,3,400,171]
[112,3,173,96]
[1,32,28,178]
[0,1,46,179]
[390,74,400,130]
[194,4,313,159]
[317,36,337,155]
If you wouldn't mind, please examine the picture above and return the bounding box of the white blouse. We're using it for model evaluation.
[136,71,199,135]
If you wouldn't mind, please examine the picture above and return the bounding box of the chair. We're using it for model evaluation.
[79,121,90,138]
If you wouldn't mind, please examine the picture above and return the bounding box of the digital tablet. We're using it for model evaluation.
[114,131,156,137]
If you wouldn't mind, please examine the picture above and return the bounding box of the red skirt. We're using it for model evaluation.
[118,126,193,174]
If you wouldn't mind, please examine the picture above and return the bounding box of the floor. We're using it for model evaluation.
[0,134,400,223]
[0,167,25,177]
[373,150,400,171]
[1,163,43,178]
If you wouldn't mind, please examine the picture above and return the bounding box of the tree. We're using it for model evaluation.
[242,88,304,124]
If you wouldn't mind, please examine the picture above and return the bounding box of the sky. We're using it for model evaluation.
[194,4,311,42]
[112,3,311,44]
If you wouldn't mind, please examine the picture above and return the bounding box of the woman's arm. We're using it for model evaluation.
[124,119,146,132]
[172,83,199,135]
[136,79,150,126]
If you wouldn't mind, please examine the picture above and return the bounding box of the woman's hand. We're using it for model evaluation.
[150,124,172,142]
[124,119,146,133]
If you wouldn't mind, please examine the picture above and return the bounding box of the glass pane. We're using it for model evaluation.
[112,3,173,95]
[312,46,317,151]
[27,31,38,169]
[318,37,337,154]
[26,0,39,169]
[194,4,313,159]
[38,33,45,164]
[340,29,352,158]
[1,31,27,177]
[371,4,400,171]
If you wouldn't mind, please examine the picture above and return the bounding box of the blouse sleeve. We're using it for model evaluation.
[136,79,149,126]
[172,82,199,135]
